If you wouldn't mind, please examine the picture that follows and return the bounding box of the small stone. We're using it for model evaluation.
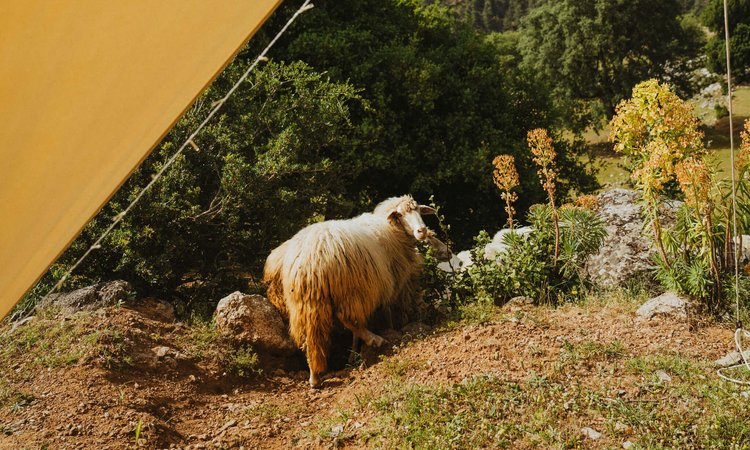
[508,296,534,306]
[581,427,602,440]
[330,424,344,437]
[10,316,35,332]
[655,370,672,383]
[151,346,171,359]
[614,422,632,434]
[218,419,237,433]
[401,322,430,336]
[623,441,635,449]
[714,350,750,368]
[636,292,688,321]
[379,329,403,343]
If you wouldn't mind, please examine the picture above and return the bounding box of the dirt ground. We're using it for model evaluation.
[0,296,737,449]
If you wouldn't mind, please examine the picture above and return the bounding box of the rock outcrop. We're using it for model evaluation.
[586,189,679,285]
[36,280,134,316]
[215,291,297,356]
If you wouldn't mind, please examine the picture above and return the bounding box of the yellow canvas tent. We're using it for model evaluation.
[0,0,282,319]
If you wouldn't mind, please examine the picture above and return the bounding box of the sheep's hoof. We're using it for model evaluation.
[366,334,387,347]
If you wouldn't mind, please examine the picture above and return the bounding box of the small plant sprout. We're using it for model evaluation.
[527,128,560,260]
[492,155,520,229]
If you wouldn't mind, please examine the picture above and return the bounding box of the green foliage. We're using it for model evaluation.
[24,0,597,314]
[264,0,596,247]
[444,0,544,32]
[703,0,750,79]
[706,23,750,79]
[702,0,750,37]
[427,204,605,308]
[679,0,709,14]
[517,0,705,132]
[227,346,260,378]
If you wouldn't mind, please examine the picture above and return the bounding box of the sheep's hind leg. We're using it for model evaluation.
[336,312,387,347]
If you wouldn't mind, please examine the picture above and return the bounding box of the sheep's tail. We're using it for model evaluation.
[288,282,333,384]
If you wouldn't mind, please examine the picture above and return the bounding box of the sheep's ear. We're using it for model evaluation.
[418,205,436,215]
[387,210,402,225]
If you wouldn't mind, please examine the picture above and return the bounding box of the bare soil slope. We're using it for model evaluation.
[0,295,744,449]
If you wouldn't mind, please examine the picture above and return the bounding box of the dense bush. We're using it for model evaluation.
[423,201,605,310]
[468,204,605,305]
[422,130,605,310]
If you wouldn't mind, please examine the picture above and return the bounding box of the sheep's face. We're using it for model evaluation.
[386,199,436,241]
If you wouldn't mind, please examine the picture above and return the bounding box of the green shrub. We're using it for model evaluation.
[471,204,605,305]
[714,103,729,120]
[425,203,605,309]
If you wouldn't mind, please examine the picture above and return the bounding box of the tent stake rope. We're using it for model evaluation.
[716,0,749,385]
[6,0,314,323]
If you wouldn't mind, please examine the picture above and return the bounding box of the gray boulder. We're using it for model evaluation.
[586,189,679,285]
[636,292,689,321]
[36,280,133,316]
[215,291,296,356]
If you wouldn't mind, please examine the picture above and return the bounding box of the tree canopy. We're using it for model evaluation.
[517,0,704,131]
[703,0,750,79]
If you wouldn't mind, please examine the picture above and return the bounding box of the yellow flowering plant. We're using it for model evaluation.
[492,154,520,229]
[611,79,750,309]
[527,128,560,260]
[611,79,707,270]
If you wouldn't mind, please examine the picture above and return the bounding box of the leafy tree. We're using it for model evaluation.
[679,0,709,14]
[440,0,544,33]
[517,0,704,131]
[703,0,750,79]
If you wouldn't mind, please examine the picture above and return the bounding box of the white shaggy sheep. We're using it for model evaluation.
[263,195,436,387]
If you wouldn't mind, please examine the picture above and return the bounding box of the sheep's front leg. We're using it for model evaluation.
[336,312,386,347]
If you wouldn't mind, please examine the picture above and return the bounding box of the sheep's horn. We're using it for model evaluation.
[418,205,436,215]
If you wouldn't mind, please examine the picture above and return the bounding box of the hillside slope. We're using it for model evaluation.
[0,293,747,449]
